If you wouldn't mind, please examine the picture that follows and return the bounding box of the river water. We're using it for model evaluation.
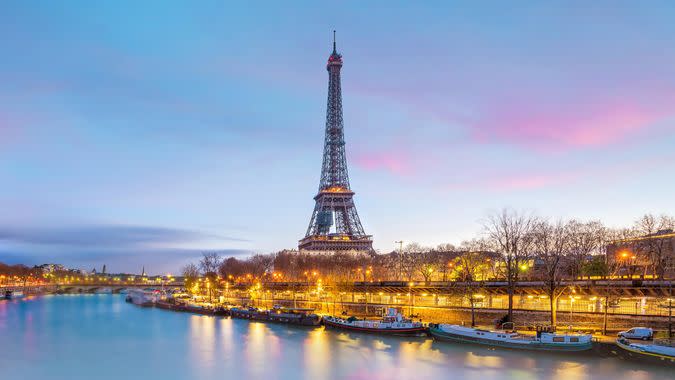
[0,295,671,380]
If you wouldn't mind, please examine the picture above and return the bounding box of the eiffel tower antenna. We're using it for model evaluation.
[333,30,336,54]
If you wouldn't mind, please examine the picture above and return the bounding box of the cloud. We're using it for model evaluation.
[441,152,675,192]
[470,96,675,151]
[351,150,413,176]
[0,247,252,275]
[0,224,247,248]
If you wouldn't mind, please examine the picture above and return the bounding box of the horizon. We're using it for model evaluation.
[2,1,675,274]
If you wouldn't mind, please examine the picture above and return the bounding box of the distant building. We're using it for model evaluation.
[606,229,675,278]
[36,263,66,273]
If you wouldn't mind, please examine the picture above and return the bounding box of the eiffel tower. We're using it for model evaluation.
[299,32,373,252]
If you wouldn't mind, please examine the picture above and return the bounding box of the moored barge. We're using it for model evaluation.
[230,306,321,326]
[429,324,593,352]
[614,338,675,366]
[323,307,427,336]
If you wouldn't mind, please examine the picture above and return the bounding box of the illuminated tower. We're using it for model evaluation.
[299,32,373,252]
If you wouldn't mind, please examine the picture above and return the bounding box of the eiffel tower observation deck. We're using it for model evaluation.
[299,32,373,252]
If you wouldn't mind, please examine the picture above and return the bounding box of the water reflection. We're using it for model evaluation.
[304,328,330,380]
[0,296,673,380]
[189,315,217,372]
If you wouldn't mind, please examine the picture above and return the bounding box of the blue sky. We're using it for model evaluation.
[1,1,674,274]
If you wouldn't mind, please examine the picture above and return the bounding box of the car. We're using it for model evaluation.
[617,327,653,340]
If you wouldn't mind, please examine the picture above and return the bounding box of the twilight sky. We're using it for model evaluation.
[1,1,674,274]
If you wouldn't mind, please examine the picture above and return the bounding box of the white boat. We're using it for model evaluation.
[323,307,427,336]
[429,324,593,352]
[125,289,158,306]
[615,338,675,365]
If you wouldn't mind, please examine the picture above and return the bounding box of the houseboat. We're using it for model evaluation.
[267,306,322,326]
[3,290,24,299]
[229,306,267,320]
[323,307,427,336]
[615,338,675,366]
[428,324,593,352]
[125,289,158,307]
[229,306,321,326]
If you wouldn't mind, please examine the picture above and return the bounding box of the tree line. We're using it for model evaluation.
[182,211,673,326]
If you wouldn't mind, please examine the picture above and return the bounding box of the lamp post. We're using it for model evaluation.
[395,241,404,280]
[408,282,414,316]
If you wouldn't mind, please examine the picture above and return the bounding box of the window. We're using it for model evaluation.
[553,337,565,342]
[570,337,579,342]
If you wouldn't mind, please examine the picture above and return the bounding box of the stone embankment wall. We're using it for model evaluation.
[257,298,673,333]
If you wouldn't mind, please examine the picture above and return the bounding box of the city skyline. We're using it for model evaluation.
[2,1,675,273]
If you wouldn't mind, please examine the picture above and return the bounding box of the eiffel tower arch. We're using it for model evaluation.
[299,32,373,252]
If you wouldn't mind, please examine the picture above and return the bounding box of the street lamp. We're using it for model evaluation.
[395,241,404,280]
[408,282,414,315]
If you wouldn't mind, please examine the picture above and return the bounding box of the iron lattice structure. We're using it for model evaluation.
[299,33,373,252]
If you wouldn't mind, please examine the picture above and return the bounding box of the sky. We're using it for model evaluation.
[1,1,674,274]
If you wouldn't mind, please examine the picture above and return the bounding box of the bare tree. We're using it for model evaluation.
[595,227,625,334]
[566,220,604,279]
[484,208,537,323]
[249,254,275,279]
[454,250,486,327]
[533,219,570,326]
[199,252,222,301]
[199,252,222,275]
[181,263,200,290]
[634,214,675,278]
[400,242,422,281]
[436,243,456,252]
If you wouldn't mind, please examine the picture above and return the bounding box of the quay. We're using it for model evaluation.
[126,292,672,364]
[4,278,673,333]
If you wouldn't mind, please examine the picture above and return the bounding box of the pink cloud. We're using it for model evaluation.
[442,152,675,192]
[351,150,413,176]
[484,170,585,191]
[471,96,675,151]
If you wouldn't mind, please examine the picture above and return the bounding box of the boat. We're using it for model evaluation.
[229,305,321,326]
[428,324,593,352]
[614,337,675,365]
[267,306,322,326]
[3,290,24,299]
[125,289,158,307]
[322,307,427,336]
[229,306,266,320]
[183,302,219,315]
[155,299,187,312]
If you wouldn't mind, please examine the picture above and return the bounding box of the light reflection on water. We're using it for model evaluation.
[0,295,672,380]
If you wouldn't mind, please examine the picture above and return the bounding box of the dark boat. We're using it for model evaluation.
[3,290,24,300]
[323,307,427,336]
[155,299,187,312]
[229,306,263,320]
[183,303,217,315]
[230,306,321,326]
[267,306,322,326]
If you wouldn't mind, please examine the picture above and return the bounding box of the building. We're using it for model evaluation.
[606,229,675,279]
[35,263,66,273]
[299,32,373,252]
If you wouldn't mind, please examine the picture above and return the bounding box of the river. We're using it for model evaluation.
[0,295,671,380]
